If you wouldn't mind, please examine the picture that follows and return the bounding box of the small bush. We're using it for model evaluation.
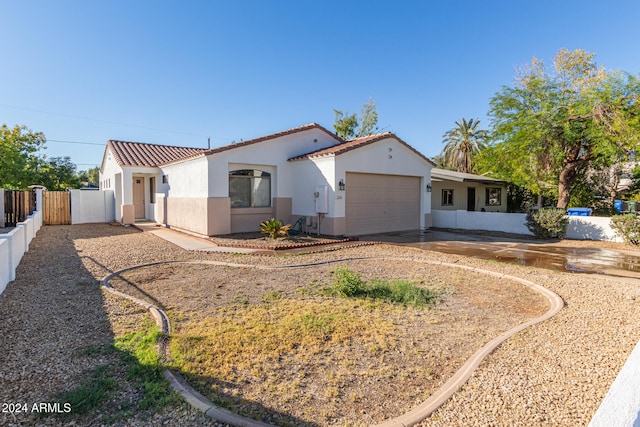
[331,266,366,297]
[330,267,439,308]
[525,208,569,239]
[259,218,291,239]
[369,280,439,307]
[611,214,640,245]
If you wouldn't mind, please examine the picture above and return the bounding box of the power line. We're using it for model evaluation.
[47,139,104,146]
[0,103,212,138]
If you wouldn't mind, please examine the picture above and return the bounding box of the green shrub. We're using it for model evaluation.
[331,266,366,297]
[369,280,439,307]
[525,208,569,239]
[611,214,640,245]
[330,267,439,308]
[259,218,291,239]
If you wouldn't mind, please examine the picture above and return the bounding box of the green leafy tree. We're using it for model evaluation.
[0,124,46,189]
[357,98,379,137]
[78,166,100,186]
[333,98,379,139]
[88,166,100,185]
[479,49,640,209]
[333,110,359,139]
[440,118,487,173]
[38,156,82,190]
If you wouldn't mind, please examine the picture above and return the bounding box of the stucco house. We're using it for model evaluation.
[431,168,507,212]
[99,123,435,237]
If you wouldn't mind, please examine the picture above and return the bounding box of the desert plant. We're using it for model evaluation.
[368,279,440,307]
[331,266,366,297]
[611,214,640,245]
[330,267,440,307]
[525,208,569,239]
[259,218,291,239]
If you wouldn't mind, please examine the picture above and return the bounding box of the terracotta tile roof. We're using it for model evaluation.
[201,123,341,156]
[288,132,436,165]
[107,140,207,167]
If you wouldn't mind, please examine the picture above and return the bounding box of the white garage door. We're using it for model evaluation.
[346,172,421,235]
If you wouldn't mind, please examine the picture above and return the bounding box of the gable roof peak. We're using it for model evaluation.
[289,131,435,166]
[200,122,342,156]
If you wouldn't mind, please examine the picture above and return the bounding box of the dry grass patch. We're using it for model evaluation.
[170,296,439,425]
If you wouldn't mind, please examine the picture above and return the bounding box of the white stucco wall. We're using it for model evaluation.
[0,189,4,228]
[433,210,532,235]
[0,224,26,285]
[162,156,209,198]
[206,128,340,198]
[99,148,122,192]
[100,147,160,213]
[0,239,10,294]
[70,190,116,224]
[335,137,433,226]
[588,340,640,427]
[566,216,622,242]
[290,157,335,217]
[432,211,623,242]
[0,213,42,295]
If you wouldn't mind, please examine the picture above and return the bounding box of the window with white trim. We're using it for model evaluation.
[229,169,271,208]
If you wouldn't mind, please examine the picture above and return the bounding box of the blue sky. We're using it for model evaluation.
[1,1,639,170]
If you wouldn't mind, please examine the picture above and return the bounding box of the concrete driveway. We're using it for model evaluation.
[358,229,640,281]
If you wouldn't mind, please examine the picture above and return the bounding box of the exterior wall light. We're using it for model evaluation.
[426,184,432,192]
[338,179,346,191]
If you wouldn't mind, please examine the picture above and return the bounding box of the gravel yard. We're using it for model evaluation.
[1,224,639,426]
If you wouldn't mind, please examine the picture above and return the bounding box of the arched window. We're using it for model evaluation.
[229,169,271,208]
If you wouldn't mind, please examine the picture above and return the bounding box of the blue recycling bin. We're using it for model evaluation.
[614,200,623,212]
[567,208,592,216]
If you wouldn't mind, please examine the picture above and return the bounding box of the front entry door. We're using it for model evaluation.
[467,187,476,211]
[133,177,145,219]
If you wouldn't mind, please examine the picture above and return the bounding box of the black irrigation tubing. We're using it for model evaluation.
[100,257,565,427]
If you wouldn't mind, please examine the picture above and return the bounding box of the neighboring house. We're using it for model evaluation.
[99,123,435,237]
[431,168,507,212]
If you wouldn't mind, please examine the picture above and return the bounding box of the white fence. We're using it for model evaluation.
[432,209,622,242]
[70,190,115,224]
[0,189,116,295]
[0,190,43,294]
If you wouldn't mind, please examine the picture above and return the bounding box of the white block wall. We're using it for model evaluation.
[0,190,44,295]
[433,210,531,235]
[432,210,622,242]
[566,216,621,242]
[0,239,10,294]
[588,340,640,427]
[0,225,26,287]
[70,190,116,224]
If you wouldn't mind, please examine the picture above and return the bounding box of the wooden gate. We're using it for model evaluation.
[44,191,71,225]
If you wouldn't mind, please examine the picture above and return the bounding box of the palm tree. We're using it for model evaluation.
[440,118,488,173]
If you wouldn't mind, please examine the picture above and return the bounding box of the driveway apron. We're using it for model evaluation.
[358,230,640,281]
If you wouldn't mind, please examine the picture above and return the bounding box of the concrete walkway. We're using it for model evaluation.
[133,222,261,253]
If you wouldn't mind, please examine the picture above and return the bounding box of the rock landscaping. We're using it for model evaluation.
[0,224,639,426]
